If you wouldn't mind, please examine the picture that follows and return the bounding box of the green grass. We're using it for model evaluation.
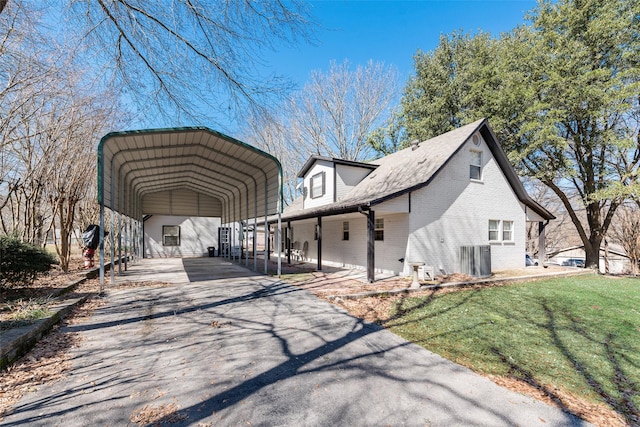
[0,298,53,331]
[385,275,640,422]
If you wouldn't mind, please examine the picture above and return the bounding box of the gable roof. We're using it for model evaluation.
[297,155,378,178]
[281,118,554,221]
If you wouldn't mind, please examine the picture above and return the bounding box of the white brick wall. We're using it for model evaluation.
[406,133,526,275]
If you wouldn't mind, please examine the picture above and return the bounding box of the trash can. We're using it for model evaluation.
[207,246,215,257]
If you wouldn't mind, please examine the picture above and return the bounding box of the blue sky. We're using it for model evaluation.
[266,0,538,90]
[136,1,539,132]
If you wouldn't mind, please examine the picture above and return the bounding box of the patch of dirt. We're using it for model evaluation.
[333,295,395,324]
[435,273,475,283]
[488,375,628,427]
[129,401,188,426]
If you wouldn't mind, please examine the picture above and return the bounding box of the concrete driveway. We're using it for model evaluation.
[2,258,588,426]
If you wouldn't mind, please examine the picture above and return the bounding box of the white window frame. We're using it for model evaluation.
[502,220,514,242]
[163,225,180,246]
[488,220,500,242]
[489,220,514,243]
[470,150,482,180]
[310,172,325,199]
[374,217,384,241]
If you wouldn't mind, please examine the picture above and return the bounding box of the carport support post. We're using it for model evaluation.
[277,213,282,276]
[99,203,105,293]
[267,225,271,260]
[286,221,291,265]
[367,209,375,283]
[317,216,322,271]
[538,221,547,265]
[110,208,115,284]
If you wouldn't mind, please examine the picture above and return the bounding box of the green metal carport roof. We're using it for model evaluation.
[97,127,283,286]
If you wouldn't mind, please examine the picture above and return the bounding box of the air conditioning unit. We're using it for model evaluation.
[459,245,491,277]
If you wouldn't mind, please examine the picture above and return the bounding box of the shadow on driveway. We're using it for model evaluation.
[2,258,589,426]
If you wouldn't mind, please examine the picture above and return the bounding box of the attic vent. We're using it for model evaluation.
[472,134,480,146]
[410,139,420,150]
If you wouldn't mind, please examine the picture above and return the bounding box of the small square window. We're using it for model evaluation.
[163,225,180,246]
[343,221,349,241]
[470,150,482,180]
[502,220,513,241]
[374,218,384,241]
[310,172,325,199]
[488,220,500,241]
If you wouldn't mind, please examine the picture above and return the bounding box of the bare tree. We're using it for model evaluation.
[241,111,301,205]
[242,60,400,204]
[1,2,124,271]
[54,0,315,124]
[288,60,400,161]
[609,204,640,275]
[0,2,59,237]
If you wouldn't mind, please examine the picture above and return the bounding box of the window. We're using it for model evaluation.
[470,150,482,180]
[375,218,384,241]
[310,172,325,199]
[489,220,514,242]
[163,225,180,246]
[488,220,500,241]
[343,221,349,241]
[502,220,513,241]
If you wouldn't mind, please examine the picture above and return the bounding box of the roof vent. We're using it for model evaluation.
[410,139,420,150]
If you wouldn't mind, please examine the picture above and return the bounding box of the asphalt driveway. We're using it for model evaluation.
[2,258,589,426]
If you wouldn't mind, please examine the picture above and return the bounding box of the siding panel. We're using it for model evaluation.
[144,215,220,257]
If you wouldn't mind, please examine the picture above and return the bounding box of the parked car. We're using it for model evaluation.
[562,258,585,268]
[525,254,539,266]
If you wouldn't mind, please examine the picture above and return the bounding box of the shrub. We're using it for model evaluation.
[0,235,58,288]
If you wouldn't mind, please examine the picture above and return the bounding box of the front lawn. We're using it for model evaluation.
[385,276,640,425]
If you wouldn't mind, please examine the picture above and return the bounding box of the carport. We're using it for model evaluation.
[97,127,283,288]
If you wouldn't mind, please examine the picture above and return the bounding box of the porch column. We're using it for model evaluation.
[286,221,291,265]
[367,209,375,283]
[267,224,271,260]
[538,221,547,266]
[317,216,322,271]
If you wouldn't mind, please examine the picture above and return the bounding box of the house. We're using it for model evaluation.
[271,118,554,281]
[547,244,632,274]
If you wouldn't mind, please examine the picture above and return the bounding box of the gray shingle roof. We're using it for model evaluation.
[280,118,554,221]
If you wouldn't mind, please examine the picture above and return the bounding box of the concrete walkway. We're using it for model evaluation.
[2,258,589,426]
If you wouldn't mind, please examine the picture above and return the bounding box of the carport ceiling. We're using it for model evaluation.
[98,127,282,220]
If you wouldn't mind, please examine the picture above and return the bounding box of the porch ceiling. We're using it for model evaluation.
[97,127,282,221]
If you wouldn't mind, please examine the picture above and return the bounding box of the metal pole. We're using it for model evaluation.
[99,203,105,293]
[317,216,322,271]
[110,208,115,285]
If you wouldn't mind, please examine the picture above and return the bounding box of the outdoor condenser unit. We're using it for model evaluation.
[459,245,491,277]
